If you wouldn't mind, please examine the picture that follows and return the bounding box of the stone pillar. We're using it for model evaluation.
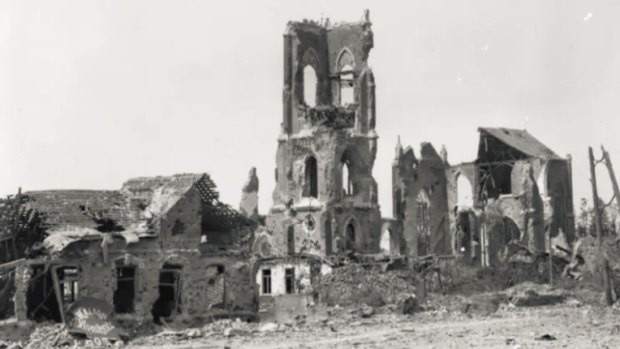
[240,167,260,222]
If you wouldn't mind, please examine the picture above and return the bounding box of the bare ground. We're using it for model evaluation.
[127,303,620,349]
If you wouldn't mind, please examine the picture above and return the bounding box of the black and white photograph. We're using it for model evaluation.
[2,1,620,348]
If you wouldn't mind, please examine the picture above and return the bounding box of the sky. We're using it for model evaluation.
[1,0,620,216]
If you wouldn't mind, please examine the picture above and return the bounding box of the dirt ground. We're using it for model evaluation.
[126,301,620,349]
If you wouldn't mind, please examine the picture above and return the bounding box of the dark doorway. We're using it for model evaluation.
[345,223,356,251]
[262,269,272,294]
[304,156,318,198]
[113,265,135,314]
[152,264,182,324]
[285,268,295,294]
[26,265,62,323]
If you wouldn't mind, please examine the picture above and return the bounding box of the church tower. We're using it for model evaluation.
[266,10,382,257]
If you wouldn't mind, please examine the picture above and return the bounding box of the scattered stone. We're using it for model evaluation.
[360,304,375,318]
[258,323,278,333]
[535,334,557,341]
[223,327,247,337]
[399,294,419,315]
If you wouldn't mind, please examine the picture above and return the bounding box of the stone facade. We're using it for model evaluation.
[393,127,574,266]
[266,10,382,258]
[1,174,258,324]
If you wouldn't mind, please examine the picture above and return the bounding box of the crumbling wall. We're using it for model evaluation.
[393,143,451,258]
[239,168,259,221]
[546,159,575,244]
[41,232,256,324]
[160,185,202,250]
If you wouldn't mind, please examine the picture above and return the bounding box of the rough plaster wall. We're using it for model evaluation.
[160,186,202,250]
[256,262,311,296]
[53,232,256,322]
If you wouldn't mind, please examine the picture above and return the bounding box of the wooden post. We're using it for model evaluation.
[50,265,66,323]
[548,227,553,286]
[601,146,620,214]
[589,147,613,306]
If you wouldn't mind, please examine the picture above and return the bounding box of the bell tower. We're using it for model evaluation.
[266,10,382,257]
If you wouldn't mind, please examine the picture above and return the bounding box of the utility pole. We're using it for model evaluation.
[589,146,613,306]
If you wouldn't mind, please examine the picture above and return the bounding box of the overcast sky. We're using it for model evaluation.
[2,0,620,216]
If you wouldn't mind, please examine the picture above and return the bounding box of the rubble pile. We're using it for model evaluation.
[504,282,566,307]
[23,324,73,349]
[318,263,417,307]
[129,318,257,347]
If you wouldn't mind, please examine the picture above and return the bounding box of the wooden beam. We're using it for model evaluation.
[589,146,613,306]
[601,146,620,215]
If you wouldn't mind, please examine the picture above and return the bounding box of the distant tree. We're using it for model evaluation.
[577,197,616,237]
[576,197,590,237]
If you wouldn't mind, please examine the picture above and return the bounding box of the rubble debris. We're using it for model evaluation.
[504,282,565,307]
[318,263,417,307]
[257,322,278,333]
[359,304,374,318]
[460,293,505,316]
[398,294,419,315]
[23,324,74,349]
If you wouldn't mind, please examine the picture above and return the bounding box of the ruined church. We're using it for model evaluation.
[0,10,575,326]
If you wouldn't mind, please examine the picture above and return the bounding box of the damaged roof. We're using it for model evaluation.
[8,173,252,252]
[23,190,128,232]
[478,127,561,160]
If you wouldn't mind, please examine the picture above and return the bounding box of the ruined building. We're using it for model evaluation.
[255,11,386,321]
[0,174,257,324]
[393,127,575,266]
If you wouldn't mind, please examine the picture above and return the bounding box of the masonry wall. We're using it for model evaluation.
[51,239,256,322]
[393,143,451,258]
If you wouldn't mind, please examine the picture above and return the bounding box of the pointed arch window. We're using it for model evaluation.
[345,222,356,251]
[304,156,318,198]
[339,64,354,106]
[342,159,353,196]
[416,190,431,256]
[303,65,317,107]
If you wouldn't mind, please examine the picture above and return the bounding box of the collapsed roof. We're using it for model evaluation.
[477,127,561,161]
[2,173,253,256]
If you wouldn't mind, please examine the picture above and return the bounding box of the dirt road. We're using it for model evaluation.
[128,304,620,349]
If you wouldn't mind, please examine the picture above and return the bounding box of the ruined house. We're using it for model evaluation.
[0,173,257,324]
[393,127,574,266]
[255,11,386,320]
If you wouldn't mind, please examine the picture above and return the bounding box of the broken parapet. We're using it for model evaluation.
[240,167,259,222]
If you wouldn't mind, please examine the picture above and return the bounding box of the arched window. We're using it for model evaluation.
[342,160,352,196]
[303,65,317,107]
[339,64,354,106]
[456,173,474,208]
[345,222,356,251]
[303,156,318,198]
[416,191,431,256]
